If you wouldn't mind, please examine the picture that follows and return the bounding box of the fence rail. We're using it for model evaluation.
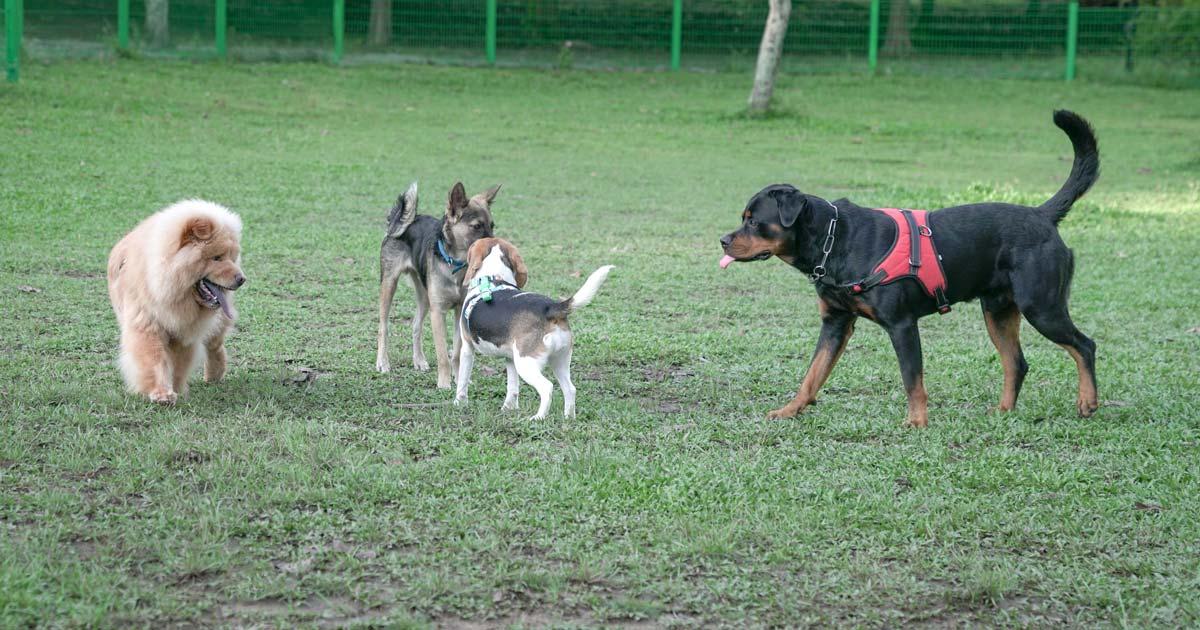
[5,1,1199,86]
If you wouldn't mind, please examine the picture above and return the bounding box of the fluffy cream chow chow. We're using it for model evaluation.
[106,200,246,404]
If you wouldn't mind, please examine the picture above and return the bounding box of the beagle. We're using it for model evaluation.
[454,237,614,419]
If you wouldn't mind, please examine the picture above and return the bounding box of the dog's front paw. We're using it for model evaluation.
[375,358,391,373]
[454,396,467,407]
[148,388,178,405]
[205,364,226,383]
[766,405,798,420]
[413,356,430,371]
[436,377,452,390]
[501,398,519,412]
[1077,396,1099,417]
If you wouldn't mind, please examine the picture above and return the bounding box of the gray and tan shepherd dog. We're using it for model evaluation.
[376,181,499,388]
[107,199,246,404]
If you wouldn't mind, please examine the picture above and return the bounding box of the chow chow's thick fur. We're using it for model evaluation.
[106,200,246,404]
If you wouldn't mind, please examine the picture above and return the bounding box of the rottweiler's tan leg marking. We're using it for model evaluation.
[984,307,1027,411]
[767,303,857,419]
[1061,344,1099,417]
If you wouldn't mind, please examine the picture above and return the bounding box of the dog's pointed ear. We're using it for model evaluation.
[182,217,214,245]
[775,188,806,228]
[482,184,501,206]
[447,182,468,220]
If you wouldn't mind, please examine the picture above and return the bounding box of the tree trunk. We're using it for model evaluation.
[368,0,393,47]
[747,0,792,115]
[145,0,169,48]
[883,0,912,57]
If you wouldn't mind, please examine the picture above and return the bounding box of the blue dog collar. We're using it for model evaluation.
[436,239,466,274]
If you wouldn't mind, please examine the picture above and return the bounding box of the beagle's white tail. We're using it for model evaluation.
[570,265,615,310]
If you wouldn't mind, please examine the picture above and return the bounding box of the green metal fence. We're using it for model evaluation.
[5,1,1199,86]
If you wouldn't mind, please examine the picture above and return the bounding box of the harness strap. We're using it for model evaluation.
[935,287,951,314]
[851,269,887,294]
[902,210,922,271]
[844,208,951,315]
[461,276,519,337]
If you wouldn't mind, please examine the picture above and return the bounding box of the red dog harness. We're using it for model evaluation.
[850,208,952,314]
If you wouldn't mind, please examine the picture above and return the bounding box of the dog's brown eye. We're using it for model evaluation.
[212,255,222,262]
[747,218,758,229]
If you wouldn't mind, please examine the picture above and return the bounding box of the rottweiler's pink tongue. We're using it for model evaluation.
[719,255,735,269]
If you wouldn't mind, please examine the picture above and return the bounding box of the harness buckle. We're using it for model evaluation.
[935,287,951,314]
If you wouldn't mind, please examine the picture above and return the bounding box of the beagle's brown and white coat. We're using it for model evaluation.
[454,237,613,419]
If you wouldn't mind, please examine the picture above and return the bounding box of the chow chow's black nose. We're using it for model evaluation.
[233,273,246,288]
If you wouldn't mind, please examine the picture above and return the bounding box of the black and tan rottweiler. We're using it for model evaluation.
[719,110,1099,427]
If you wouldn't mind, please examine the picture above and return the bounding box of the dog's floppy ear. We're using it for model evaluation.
[772,187,806,228]
[447,182,468,220]
[182,217,214,245]
[501,241,528,288]
[462,238,492,287]
[482,184,501,206]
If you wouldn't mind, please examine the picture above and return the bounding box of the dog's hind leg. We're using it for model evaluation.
[1012,250,1098,417]
[513,351,554,420]
[550,348,576,418]
[409,272,431,372]
[1023,307,1097,417]
[982,297,1028,411]
[430,302,454,388]
[884,317,928,428]
[767,305,856,420]
[376,260,405,373]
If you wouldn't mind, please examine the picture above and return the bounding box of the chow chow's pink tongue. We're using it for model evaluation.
[719,255,735,269]
[210,284,233,319]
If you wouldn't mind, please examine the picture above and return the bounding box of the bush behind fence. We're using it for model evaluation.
[5,0,1198,86]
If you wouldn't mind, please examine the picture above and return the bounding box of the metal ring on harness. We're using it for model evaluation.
[918,225,932,237]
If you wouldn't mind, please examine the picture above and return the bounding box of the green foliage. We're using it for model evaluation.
[1,60,1199,627]
[1135,6,1200,61]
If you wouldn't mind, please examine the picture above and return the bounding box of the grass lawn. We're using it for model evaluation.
[1,60,1199,627]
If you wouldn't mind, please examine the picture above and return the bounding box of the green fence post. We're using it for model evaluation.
[1065,1,1079,81]
[5,0,19,83]
[485,0,497,65]
[118,0,130,51]
[868,0,880,74]
[215,0,227,59]
[670,0,682,71]
[332,0,344,64]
